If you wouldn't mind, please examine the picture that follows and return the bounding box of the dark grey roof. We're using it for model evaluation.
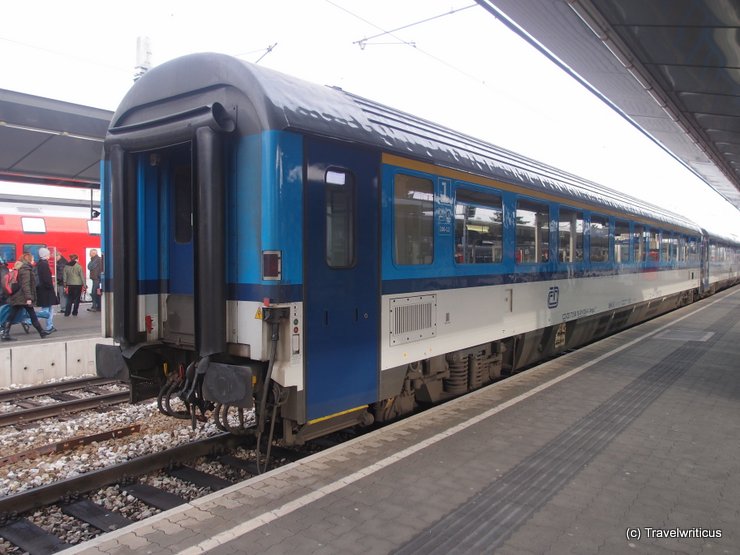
[476,0,740,211]
[112,53,701,233]
[0,89,112,187]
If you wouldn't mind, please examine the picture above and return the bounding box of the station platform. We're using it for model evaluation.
[0,302,110,387]
[65,286,740,555]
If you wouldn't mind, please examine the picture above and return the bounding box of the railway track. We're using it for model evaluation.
[0,377,129,428]
[0,429,310,554]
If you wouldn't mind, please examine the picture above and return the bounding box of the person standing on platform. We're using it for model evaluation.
[63,254,85,317]
[56,253,68,313]
[0,261,9,306]
[1,253,50,340]
[35,248,58,333]
[87,249,102,312]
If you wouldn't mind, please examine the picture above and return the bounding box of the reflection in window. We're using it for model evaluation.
[558,208,583,262]
[687,237,699,263]
[394,174,434,265]
[614,220,630,263]
[325,170,354,268]
[660,231,671,262]
[647,229,659,262]
[667,234,678,262]
[23,244,46,261]
[0,244,17,265]
[87,220,101,235]
[21,217,46,233]
[454,188,503,264]
[516,199,549,263]
[590,214,609,263]
[633,224,645,262]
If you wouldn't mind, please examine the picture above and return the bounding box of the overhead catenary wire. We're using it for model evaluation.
[353,4,477,49]
[232,42,278,64]
[326,0,486,85]
[0,35,130,74]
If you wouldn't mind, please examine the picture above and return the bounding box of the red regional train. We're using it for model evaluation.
[0,200,101,288]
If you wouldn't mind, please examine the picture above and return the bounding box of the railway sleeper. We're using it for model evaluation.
[0,519,68,555]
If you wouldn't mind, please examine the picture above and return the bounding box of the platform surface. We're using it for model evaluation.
[64,286,740,555]
[0,300,102,346]
[0,302,107,386]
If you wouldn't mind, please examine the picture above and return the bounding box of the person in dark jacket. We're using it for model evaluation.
[56,253,68,313]
[0,262,8,306]
[35,248,58,333]
[1,253,50,340]
[87,249,102,312]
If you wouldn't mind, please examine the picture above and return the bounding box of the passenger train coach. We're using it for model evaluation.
[97,53,739,445]
[0,201,101,277]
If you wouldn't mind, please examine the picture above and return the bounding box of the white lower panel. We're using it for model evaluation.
[380,270,697,370]
[227,300,304,391]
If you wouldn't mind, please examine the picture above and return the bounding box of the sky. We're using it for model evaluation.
[1,0,738,238]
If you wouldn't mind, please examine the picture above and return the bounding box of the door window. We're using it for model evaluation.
[325,169,355,268]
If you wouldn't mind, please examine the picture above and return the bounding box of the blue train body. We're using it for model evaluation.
[97,53,739,444]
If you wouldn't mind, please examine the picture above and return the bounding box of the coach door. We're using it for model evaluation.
[162,144,196,344]
[304,139,379,420]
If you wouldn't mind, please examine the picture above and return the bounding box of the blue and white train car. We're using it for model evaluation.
[97,53,736,444]
[702,231,740,294]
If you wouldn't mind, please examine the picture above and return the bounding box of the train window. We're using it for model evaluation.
[516,199,549,264]
[325,170,355,268]
[668,234,679,262]
[23,244,46,260]
[0,244,16,264]
[646,229,659,262]
[558,208,583,263]
[87,220,101,235]
[633,225,645,262]
[173,162,193,244]
[614,220,630,263]
[394,173,434,265]
[454,188,503,264]
[660,231,672,262]
[21,217,46,233]
[589,214,609,263]
[687,237,699,263]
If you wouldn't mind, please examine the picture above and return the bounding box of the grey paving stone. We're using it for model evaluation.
[65,289,740,555]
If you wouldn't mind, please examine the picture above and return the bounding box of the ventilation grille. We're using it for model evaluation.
[390,294,437,346]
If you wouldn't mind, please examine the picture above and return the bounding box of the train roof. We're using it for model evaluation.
[113,53,701,233]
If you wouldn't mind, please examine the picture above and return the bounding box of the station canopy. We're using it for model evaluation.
[477,0,740,211]
[0,89,112,188]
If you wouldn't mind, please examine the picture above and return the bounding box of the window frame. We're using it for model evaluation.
[21,217,46,234]
[454,186,504,266]
[557,206,584,264]
[0,243,17,265]
[324,168,356,269]
[589,213,610,264]
[614,219,631,264]
[515,197,550,265]
[23,243,47,261]
[392,172,435,266]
